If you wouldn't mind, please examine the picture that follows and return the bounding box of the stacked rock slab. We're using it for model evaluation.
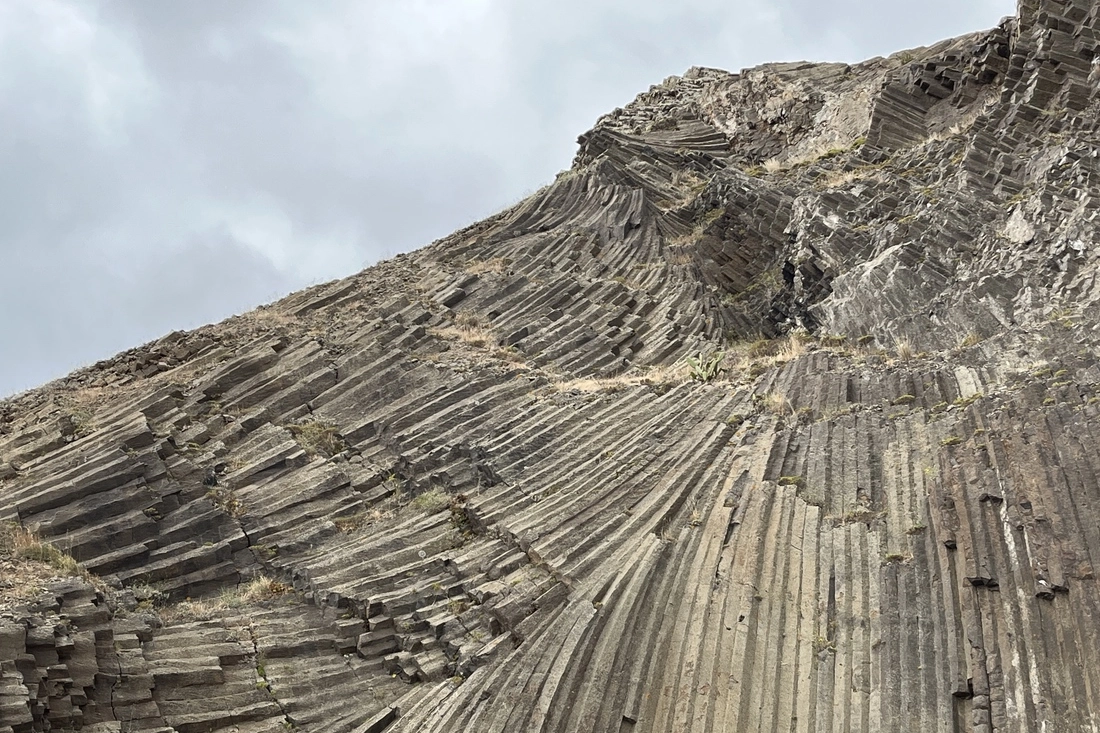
[5,0,1100,730]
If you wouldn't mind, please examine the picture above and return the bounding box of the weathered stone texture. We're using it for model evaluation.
[5,0,1100,730]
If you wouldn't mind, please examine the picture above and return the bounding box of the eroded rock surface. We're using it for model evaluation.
[4,0,1100,730]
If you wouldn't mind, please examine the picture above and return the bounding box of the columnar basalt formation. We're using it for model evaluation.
[4,1,1100,730]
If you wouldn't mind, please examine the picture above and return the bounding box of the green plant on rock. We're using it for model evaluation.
[409,488,451,515]
[726,412,748,428]
[686,351,725,383]
[813,635,837,654]
[953,393,983,408]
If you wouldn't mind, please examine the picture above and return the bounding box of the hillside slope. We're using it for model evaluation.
[4,1,1100,731]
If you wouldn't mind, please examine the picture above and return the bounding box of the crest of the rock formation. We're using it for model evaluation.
[3,1,1100,731]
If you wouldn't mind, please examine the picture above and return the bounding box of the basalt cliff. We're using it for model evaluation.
[4,2,1100,731]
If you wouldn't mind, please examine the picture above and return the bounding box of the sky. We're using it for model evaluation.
[0,0,1016,397]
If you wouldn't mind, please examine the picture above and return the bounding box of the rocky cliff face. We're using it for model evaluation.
[4,1,1100,731]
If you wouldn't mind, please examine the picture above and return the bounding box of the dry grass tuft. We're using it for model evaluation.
[550,332,820,396]
[666,247,696,266]
[553,374,645,393]
[894,338,914,363]
[335,505,396,532]
[721,332,812,382]
[761,391,792,416]
[248,308,299,329]
[54,387,108,438]
[430,312,498,350]
[758,137,861,174]
[670,169,706,203]
[493,347,526,365]
[777,333,809,361]
[334,474,421,532]
[0,524,106,607]
[550,377,622,393]
[957,332,983,349]
[456,311,489,330]
[464,258,512,275]
[8,525,88,580]
[158,575,293,623]
[431,326,492,348]
[206,487,246,518]
[642,362,693,386]
[238,576,293,603]
[550,362,693,394]
[285,420,344,458]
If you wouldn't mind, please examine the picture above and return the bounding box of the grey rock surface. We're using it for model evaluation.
[4,0,1100,730]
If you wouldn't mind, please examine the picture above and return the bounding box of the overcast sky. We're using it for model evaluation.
[1,0,1014,397]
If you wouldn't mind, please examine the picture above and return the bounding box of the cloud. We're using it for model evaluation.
[1,227,296,395]
[0,0,1016,396]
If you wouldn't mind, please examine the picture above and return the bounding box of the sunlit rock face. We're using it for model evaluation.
[4,2,1100,731]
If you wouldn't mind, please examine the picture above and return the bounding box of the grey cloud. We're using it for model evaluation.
[2,229,295,396]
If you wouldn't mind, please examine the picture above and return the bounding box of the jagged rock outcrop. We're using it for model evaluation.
[4,0,1100,730]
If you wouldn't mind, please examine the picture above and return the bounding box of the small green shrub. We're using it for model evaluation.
[686,351,725,383]
[409,489,451,515]
[953,393,983,408]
